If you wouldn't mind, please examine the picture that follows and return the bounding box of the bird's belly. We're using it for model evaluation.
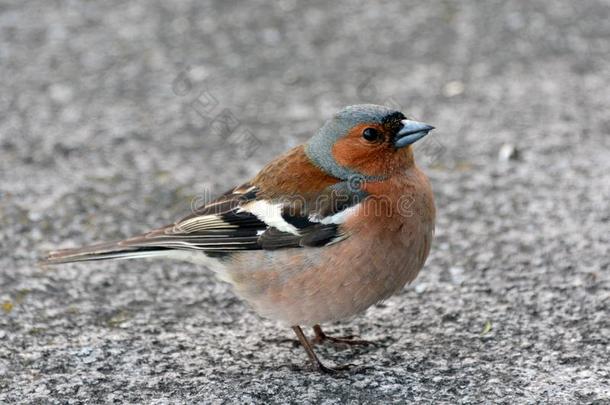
[225,223,433,326]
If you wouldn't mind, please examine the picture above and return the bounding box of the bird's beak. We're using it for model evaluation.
[394,119,435,148]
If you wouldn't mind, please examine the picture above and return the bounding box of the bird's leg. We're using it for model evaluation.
[291,326,350,373]
[311,324,374,346]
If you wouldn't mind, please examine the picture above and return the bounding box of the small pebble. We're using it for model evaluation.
[498,143,521,162]
[443,81,465,97]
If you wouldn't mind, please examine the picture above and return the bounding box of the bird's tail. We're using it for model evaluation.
[44,240,170,265]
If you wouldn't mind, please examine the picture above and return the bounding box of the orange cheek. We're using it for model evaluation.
[333,137,373,165]
[331,123,413,177]
[332,136,394,177]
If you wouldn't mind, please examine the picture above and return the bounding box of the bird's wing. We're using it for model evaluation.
[119,181,367,252]
[45,145,367,264]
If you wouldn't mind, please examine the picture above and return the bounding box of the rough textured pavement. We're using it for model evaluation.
[1,0,609,403]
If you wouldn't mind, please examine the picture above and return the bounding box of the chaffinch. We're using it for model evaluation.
[46,104,436,373]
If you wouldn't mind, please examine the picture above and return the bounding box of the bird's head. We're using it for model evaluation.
[305,104,434,180]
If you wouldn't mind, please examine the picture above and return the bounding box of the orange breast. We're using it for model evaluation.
[225,166,436,326]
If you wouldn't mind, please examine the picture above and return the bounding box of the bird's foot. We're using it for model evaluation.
[312,325,374,346]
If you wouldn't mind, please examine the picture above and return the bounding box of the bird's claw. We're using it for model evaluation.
[312,333,374,347]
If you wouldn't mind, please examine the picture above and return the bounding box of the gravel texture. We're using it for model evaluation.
[1,0,609,403]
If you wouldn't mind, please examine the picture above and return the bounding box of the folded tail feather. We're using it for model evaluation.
[44,240,172,264]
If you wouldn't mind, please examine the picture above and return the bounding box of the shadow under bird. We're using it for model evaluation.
[45,104,436,373]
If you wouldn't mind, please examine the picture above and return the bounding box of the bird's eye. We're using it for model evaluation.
[362,128,381,142]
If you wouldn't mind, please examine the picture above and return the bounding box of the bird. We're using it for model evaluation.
[45,104,436,373]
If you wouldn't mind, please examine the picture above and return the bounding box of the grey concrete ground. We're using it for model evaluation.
[1,0,609,403]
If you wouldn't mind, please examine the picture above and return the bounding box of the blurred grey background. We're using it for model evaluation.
[1,0,609,403]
